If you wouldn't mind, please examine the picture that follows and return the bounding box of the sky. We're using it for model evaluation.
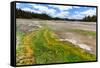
[16,2,96,19]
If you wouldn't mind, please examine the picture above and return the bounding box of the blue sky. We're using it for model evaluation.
[16,3,96,19]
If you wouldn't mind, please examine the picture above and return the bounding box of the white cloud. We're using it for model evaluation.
[21,8,32,12]
[45,9,57,17]
[81,8,96,16]
[54,11,69,18]
[68,14,84,19]
[69,8,96,19]
[22,4,57,17]
[74,11,79,14]
[30,4,57,17]
[73,6,80,8]
[21,8,42,14]
[48,5,72,11]
[32,4,48,12]
[29,4,48,13]
[20,4,71,18]
[16,3,21,5]
[30,4,71,15]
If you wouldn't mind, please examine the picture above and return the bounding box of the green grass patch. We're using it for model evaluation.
[16,27,96,65]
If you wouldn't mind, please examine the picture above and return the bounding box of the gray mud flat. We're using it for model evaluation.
[16,18,96,55]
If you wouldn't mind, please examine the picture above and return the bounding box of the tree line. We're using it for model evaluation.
[16,9,97,22]
[82,15,96,22]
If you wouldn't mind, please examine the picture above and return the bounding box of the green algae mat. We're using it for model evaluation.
[16,27,96,65]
